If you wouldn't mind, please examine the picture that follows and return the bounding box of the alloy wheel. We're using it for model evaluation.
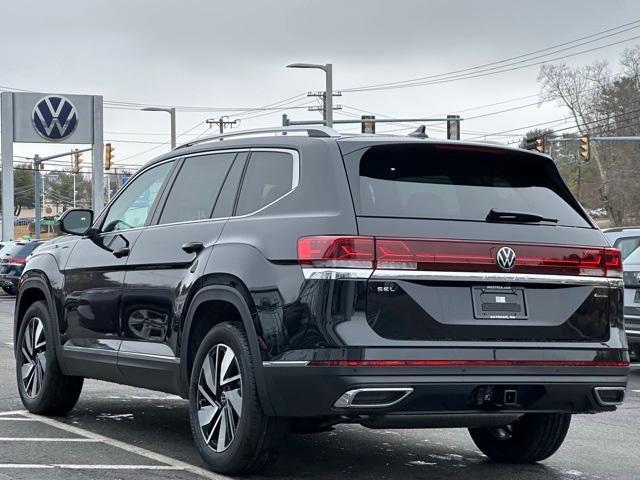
[21,317,47,398]
[197,343,243,452]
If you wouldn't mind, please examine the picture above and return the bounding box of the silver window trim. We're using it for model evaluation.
[230,148,300,220]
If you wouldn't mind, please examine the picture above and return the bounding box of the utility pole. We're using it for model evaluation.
[205,117,238,134]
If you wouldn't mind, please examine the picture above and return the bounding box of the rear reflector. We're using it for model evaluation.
[297,236,623,277]
[308,360,630,368]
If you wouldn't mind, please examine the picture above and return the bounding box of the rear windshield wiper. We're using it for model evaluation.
[486,209,558,224]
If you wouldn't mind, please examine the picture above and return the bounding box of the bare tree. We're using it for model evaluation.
[538,47,640,225]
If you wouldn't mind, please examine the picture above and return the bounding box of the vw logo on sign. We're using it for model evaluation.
[32,95,78,141]
[496,246,516,271]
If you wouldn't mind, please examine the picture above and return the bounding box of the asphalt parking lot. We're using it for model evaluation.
[0,294,638,480]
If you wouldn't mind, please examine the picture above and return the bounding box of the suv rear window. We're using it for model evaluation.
[351,143,590,228]
[5,242,40,258]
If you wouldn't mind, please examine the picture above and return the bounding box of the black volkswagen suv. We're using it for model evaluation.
[14,127,629,474]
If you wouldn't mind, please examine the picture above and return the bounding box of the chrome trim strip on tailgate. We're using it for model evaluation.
[303,268,373,280]
[372,270,623,287]
[302,267,622,287]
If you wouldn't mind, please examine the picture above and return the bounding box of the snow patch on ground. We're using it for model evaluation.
[406,460,437,466]
[96,413,134,421]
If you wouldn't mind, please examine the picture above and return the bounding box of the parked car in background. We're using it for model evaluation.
[622,247,640,360]
[0,241,16,258]
[14,217,34,227]
[603,227,640,260]
[0,241,43,295]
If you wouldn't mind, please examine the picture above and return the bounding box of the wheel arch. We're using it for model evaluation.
[14,274,62,361]
[179,285,275,415]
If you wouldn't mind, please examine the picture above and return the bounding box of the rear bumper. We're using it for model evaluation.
[262,353,629,418]
[0,274,18,288]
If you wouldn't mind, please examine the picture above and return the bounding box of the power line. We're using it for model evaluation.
[342,20,640,92]
[467,104,640,140]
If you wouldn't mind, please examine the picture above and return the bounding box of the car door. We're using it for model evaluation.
[62,159,177,381]
[117,151,245,391]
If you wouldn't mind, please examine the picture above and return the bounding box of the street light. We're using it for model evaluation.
[141,107,176,149]
[286,63,333,128]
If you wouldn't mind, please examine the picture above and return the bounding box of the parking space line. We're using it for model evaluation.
[0,438,100,442]
[21,412,230,480]
[0,410,26,416]
[0,464,185,470]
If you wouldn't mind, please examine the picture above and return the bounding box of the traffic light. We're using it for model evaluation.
[73,149,83,173]
[579,136,590,161]
[524,137,545,153]
[361,115,375,134]
[105,143,115,170]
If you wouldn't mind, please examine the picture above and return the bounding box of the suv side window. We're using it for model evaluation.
[158,153,236,225]
[102,161,174,232]
[235,151,294,216]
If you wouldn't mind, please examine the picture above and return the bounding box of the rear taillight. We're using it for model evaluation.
[604,248,622,277]
[6,257,26,267]
[297,236,375,268]
[298,236,622,277]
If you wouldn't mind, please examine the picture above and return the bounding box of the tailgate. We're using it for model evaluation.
[340,141,620,344]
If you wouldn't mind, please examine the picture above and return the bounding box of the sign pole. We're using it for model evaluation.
[1,92,15,241]
[34,155,41,240]
[92,95,105,213]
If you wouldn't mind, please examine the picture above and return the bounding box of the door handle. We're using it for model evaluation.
[113,247,130,258]
[182,241,204,254]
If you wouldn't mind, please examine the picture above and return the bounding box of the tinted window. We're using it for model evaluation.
[6,242,41,258]
[625,245,640,265]
[212,152,248,218]
[103,161,174,232]
[615,236,640,261]
[159,153,236,225]
[235,152,294,216]
[354,144,589,228]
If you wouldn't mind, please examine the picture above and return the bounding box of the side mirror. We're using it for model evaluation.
[59,209,94,236]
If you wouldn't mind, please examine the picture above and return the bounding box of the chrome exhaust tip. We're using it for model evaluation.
[593,386,626,406]
[334,387,413,408]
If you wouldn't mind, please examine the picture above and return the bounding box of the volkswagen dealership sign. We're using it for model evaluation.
[1,91,104,240]
[32,95,79,141]
[9,92,94,144]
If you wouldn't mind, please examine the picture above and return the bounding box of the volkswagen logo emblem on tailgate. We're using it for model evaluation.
[32,95,78,141]
[496,246,516,271]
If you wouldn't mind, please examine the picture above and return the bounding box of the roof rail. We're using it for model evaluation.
[175,126,340,149]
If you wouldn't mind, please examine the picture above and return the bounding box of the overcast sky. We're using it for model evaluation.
[1,0,640,169]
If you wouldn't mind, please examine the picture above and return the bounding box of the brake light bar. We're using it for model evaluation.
[307,359,630,368]
[297,236,622,278]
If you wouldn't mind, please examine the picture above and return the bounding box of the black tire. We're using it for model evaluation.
[3,286,17,295]
[469,413,571,463]
[189,322,288,474]
[15,300,84,415]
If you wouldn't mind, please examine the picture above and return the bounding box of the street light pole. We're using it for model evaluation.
[325,64,333,128]
[141,107,176,148]
[286,63,333,127]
